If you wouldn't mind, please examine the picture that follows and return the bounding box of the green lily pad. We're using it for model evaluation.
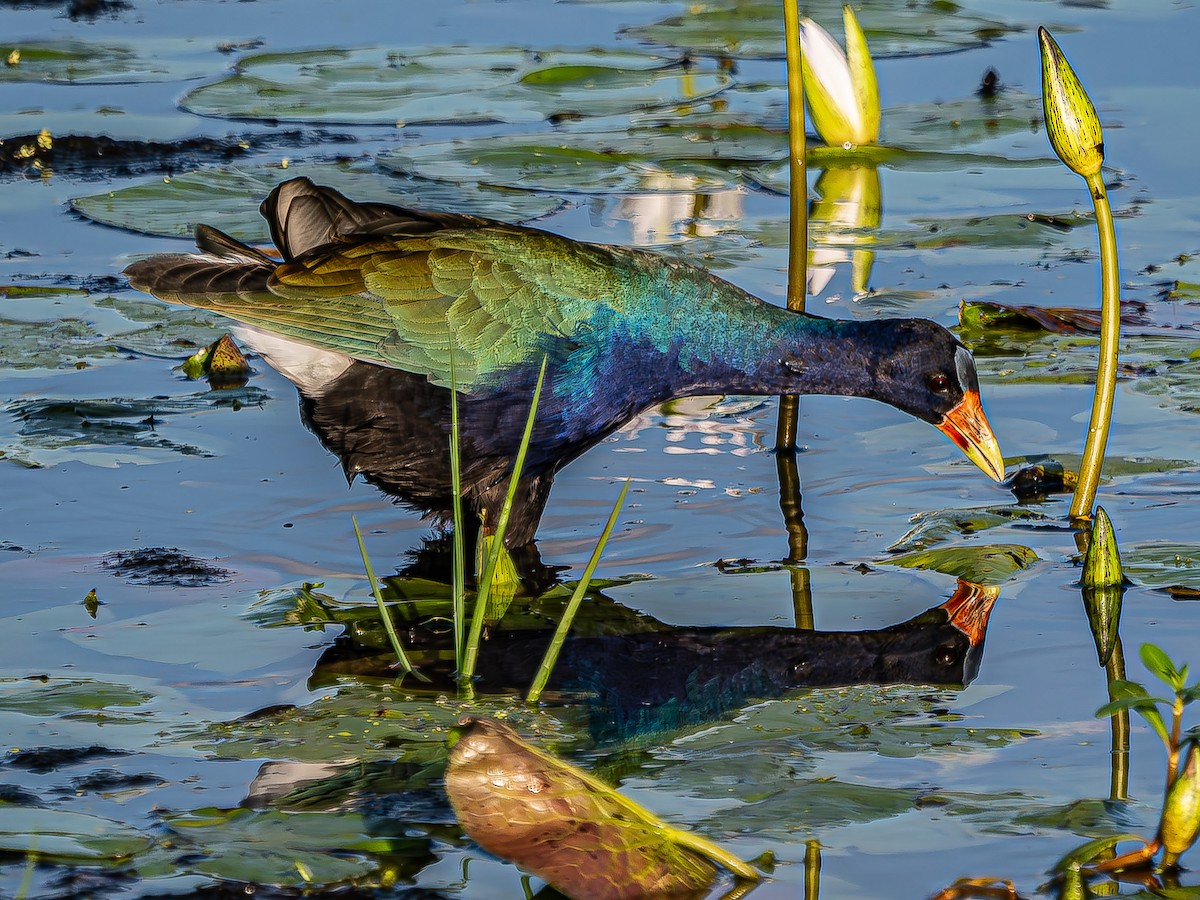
[888,507,1050,553]
[649,686,1035,838]
[180,46,730,126]
[1123,543,1200,592]
[622,0,1018,60]
[73,161,563,241]
[161,807,401,886]
[0,39,217,85]
[379,123,785,194]
[0,807,152,863]
[194,677,586,765]
[0,292,228,371]
[3,388,270,469]
[0,677,152,715]
[884,543,1039,584]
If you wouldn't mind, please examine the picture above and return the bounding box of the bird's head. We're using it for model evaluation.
[871,318,1004,481]
[778,316,1005,481]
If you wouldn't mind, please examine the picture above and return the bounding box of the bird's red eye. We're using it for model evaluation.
[927,373,950,393]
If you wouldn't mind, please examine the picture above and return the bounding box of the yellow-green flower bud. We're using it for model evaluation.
[1161,744,1200,867]
[1081,506,1123,590]
[1039,26,1104,179]
[800,6,879,148]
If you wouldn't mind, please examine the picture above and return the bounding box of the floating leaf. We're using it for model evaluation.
[73,162,563,240]
[887,506,1048,553]
[181,47,729,126]
[960,298,1151,335]
[885,544,1038,585]
[622,0,1016,60]
[379,123,785,194]
[0,39,216,85]
[0,807,151,863]
[445,716,756,897]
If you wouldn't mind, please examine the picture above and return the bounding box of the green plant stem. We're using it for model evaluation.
[352,515,426,681]
[459,357,548,688]
[449,354,466,670]
[1069,172,1120,521]
[527,478,630,703]
[776,0,807,454]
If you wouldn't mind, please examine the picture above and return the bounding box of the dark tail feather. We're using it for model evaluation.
[261,177,493,260]
[123,253,274,304]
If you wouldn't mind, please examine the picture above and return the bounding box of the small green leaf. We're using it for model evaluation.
[1142,643,1185,691]
[1051,833,1146,874]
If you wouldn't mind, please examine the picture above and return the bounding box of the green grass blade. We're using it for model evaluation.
[459,356,548,686]
[449,350,466,670]
[352,515,428,682]
[527,478,630,704]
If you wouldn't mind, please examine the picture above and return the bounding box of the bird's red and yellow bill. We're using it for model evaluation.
[940,579,1001,647]
[937,389,1005,482]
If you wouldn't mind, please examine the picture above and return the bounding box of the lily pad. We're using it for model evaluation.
[622,0,1018,60]
[0,39,218,85]
[73,161,563,241]
[884,543,1039,584]
[0,292,228,371]
[0,677,151,715]
[3,388,270,469]
[1123,543,1200,593]
[379,123,785,194]
[194,677,586,766]
[888,506,1050,553]
[181,46,730,126]
[0,807,152,863]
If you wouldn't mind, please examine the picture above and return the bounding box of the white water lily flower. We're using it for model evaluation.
[800,6,880,148]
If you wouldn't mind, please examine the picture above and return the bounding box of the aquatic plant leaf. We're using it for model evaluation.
[1122,542,1200,595]
[445,716,755,897]
[0,39,215,85]
[195,681,584,765]
[0,292,225,371]
[3,389,269,469]
[0,807,151,862]
[887,506,1048,553]
[960,298,1151,335]
[1096,680,1170,747]
[181,47,729,126]
[161,807,391,885]
[73,161,563,241]
[622,0,1016,60]
[0,677,151,715]
[379,124,784,194]
[1051,833,1148,873]
[885,544,1038,585]
[1142,643,1186,692]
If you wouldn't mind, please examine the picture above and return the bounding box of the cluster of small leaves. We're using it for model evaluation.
[1098,644,1200,751]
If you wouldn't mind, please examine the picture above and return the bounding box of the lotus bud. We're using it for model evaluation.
[1081,506,1123,589]
[800,6,880,148]
[1161,743,1200,867]
[1038,27,1104,179]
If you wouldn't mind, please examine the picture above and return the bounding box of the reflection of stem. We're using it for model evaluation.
[775,448,814,627]
[776,0,807,454]
[1106,636,1129,802]
[1068,174,1120,521]
[776,448,809,565]
[804,840,821,900]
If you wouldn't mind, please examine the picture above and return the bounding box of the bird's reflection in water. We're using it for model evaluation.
[315,579,999,744]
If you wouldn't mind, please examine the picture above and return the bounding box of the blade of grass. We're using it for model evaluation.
[527,478,630,703]
[459,356,548,688]
[449,349,466,670]
[352,515,428,682]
